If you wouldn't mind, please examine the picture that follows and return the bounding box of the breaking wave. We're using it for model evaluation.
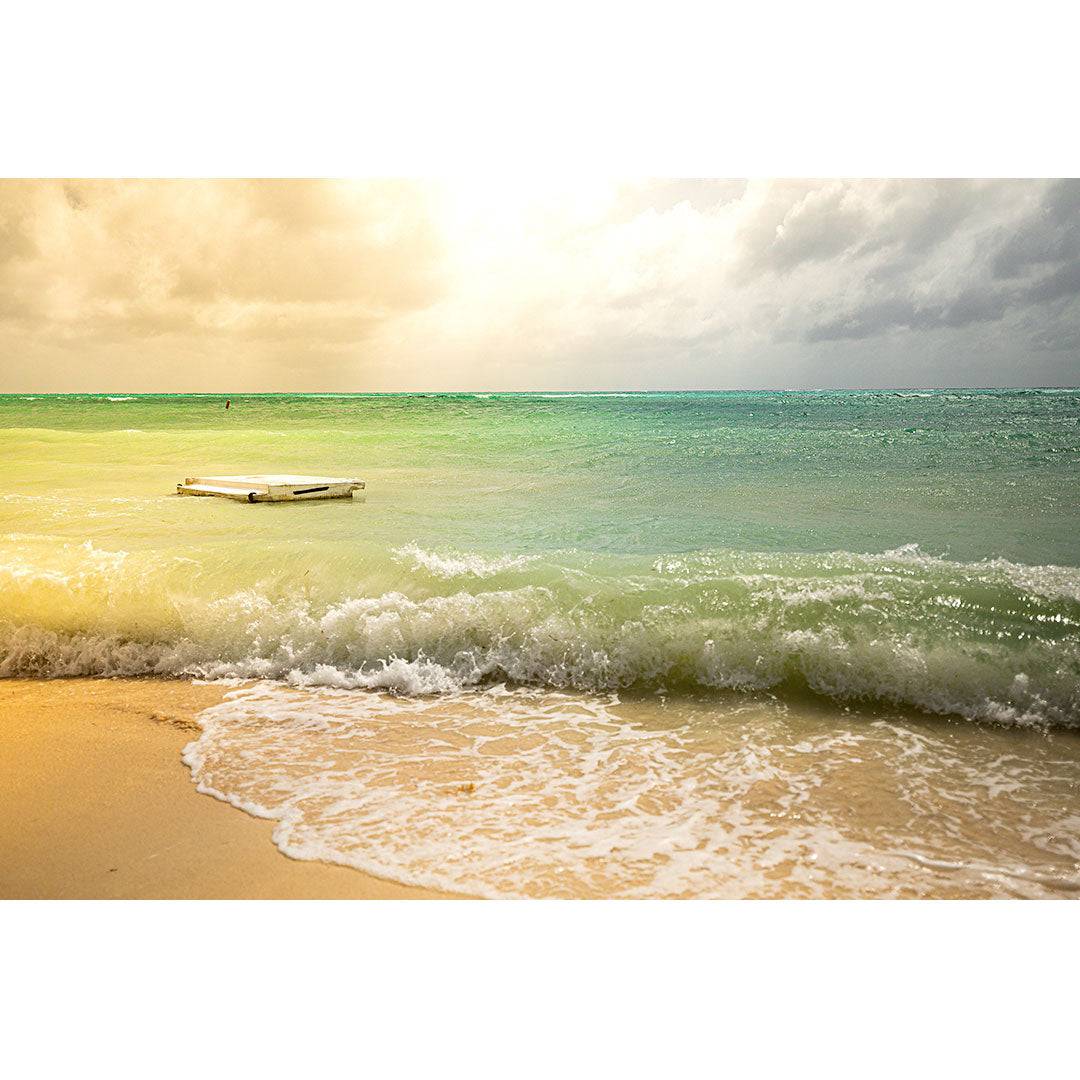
[1,539,1078,728]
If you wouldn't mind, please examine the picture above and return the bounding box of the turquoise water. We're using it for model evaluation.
[6,389,1079,562]
[2,389,1078,724]
[4,389,1080,896]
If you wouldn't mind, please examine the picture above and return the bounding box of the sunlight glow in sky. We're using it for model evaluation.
[0,178,1077,391]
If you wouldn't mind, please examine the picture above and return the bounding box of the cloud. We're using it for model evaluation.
[386,179,1079,385]
[0,179,446,385]
[797,181,1080,346]
[991,179,1080,279]
[0,178,1077,390]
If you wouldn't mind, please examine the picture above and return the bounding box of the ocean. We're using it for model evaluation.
[2,389,1079,897]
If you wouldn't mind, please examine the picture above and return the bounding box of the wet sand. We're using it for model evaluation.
[4,677,1078,899]
[0,678,459,899]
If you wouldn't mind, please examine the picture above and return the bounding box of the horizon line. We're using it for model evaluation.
[3,385,1079,396]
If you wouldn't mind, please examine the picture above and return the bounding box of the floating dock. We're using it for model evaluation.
[177,474,365,503]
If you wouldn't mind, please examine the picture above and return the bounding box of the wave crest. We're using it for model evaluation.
[1,541,1078,727]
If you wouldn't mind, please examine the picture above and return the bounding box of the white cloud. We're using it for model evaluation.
[1,178,1077,390]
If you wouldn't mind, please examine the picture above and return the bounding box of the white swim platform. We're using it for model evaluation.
[177,474,366,503]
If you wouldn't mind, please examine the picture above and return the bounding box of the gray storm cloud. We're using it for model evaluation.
[0,178,1076,390]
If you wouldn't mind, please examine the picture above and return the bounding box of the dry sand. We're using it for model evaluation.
[0,678,459,899]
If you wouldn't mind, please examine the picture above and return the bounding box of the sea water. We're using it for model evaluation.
[2,390,1079,896]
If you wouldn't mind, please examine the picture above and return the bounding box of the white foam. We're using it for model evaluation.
[182,681,1080,898]
[1,539,1077,726]
[393,543,540,579]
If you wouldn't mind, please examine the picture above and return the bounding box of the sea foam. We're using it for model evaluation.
[1,539,1077,727]
[181,680,1080,898]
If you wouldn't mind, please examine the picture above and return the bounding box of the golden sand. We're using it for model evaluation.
[0,678,459,899]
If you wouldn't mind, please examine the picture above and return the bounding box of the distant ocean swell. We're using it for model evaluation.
[1,540,1078,728]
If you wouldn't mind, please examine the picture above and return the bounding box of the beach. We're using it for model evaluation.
[1,390,1078,898]
[3,675,1079,899]
[0,678,453,899]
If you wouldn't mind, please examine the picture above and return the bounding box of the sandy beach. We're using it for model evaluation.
[0,678,457,899]
[3,387,1077,897]
[5,674,1079,899]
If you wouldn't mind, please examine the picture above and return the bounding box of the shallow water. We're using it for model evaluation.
[186,683,1080,898]
[3,390,1079,896]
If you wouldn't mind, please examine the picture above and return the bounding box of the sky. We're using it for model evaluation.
[0,178,1078,391]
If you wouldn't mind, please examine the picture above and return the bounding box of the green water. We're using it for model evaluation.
[2,389,1078,724]
[4,389,1080,897]
[6,389,1078,562]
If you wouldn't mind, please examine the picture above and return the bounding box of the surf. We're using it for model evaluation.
[1,537,1077,727]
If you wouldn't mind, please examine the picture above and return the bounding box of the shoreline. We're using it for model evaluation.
[0,678,461,899]
[3,675,1078,899]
